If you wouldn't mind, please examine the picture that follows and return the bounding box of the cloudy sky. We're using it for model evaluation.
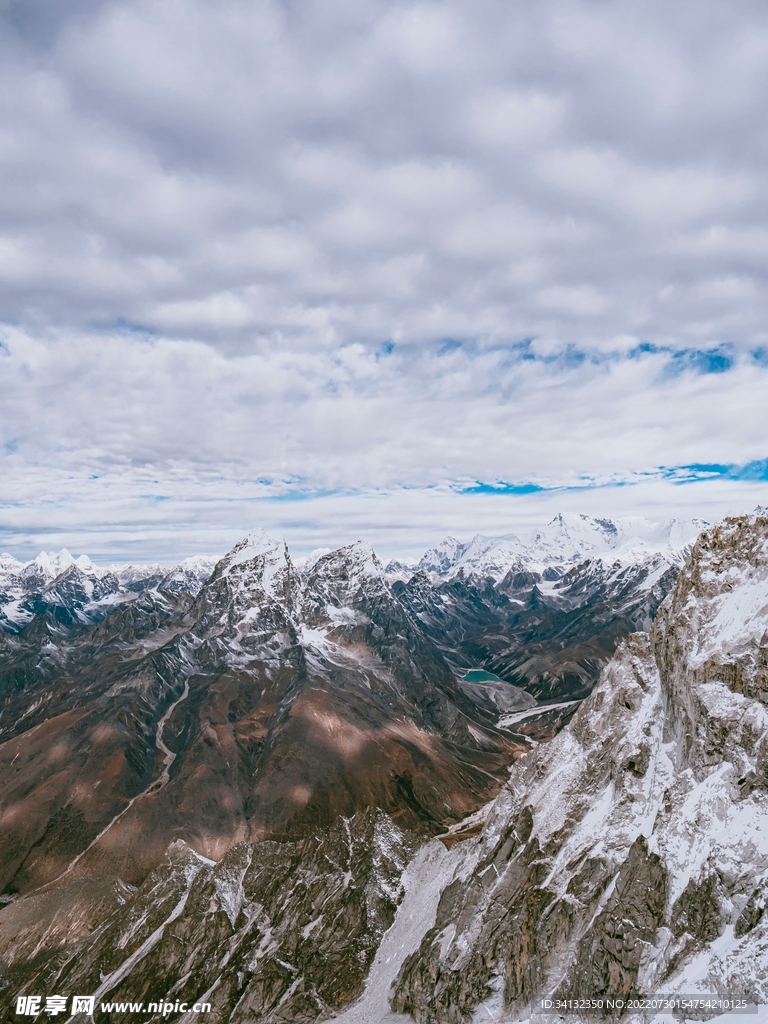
[1,0,768,562]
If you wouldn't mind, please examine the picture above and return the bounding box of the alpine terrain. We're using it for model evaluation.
[5,511,764,1023]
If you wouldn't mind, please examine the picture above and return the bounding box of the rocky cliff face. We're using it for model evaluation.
[391,514,768,1021]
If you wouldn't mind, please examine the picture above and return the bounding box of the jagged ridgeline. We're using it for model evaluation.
[4,513,761,1023]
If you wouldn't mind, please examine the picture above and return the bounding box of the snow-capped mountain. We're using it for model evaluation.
[397,549,680,708]
[9,511,768,1024]
[0,548,217,630]
[416,513,709,582]
[0,547,155,585]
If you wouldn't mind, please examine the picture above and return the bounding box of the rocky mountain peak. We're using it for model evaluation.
[191,530,295,640]
[296,542,391,632]
[304,541,385,596]
[193,534,390,641]
[309,540,383,577]
[655,512,768,662]
[417,535,469,574]
[216,527,288,578]
[0,552,23,572]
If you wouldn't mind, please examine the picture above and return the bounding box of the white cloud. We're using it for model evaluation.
[1,0,767,346]
[1,324,767,559]
[2,0,768,556]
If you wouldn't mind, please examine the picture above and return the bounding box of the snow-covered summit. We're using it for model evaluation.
[0,546,219,631]
[295,547,332,572]
[384,556,419,582]
[526,512,708,565]
[20,548,79,579]
[418,536,469,575]
[218,527,287,577]
[0,552,23,573]
[440,532,528,580]
[198,529,295,623]
[321,541,383,581]
[418,512,709,581]
[176,555,217,573]
[0,548,157,586]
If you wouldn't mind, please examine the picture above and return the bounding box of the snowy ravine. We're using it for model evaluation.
[331,838,481,1024]
[375,513,768,1023]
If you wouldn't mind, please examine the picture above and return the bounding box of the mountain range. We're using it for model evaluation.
[3,512,766,1022]
[389,512,706,580]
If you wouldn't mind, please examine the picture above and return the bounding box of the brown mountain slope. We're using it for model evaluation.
[0,533,524,895]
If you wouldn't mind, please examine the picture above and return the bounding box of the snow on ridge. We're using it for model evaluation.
[22,548,77,578]
[0,548,221,632]
[419,513,711,581]
[221,527,285,574]
[342,541,384,578]
[384,557,419,583]
[306,541,385,582]
[1,550,165,584]
[294,548,332,572]
[690,616,748,673]
[669,514,768,670]
[418,535,471,575]
[0,512,713,600]
[0,553,24,572]
[107,562,166,583]
[213,531,293,607]
[176,555,218,573]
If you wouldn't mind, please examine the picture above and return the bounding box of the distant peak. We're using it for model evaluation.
[22,548,78,577]
[176,555,218,572]
[219,528,288,576]
[414,512,712,581]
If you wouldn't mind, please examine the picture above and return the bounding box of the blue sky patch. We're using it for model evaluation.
[460,481,546,495]
[663,460,768,484]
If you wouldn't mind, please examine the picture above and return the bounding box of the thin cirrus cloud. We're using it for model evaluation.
[1,0,768,560]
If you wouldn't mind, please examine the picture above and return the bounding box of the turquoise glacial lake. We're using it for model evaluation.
[463,669,508,684]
